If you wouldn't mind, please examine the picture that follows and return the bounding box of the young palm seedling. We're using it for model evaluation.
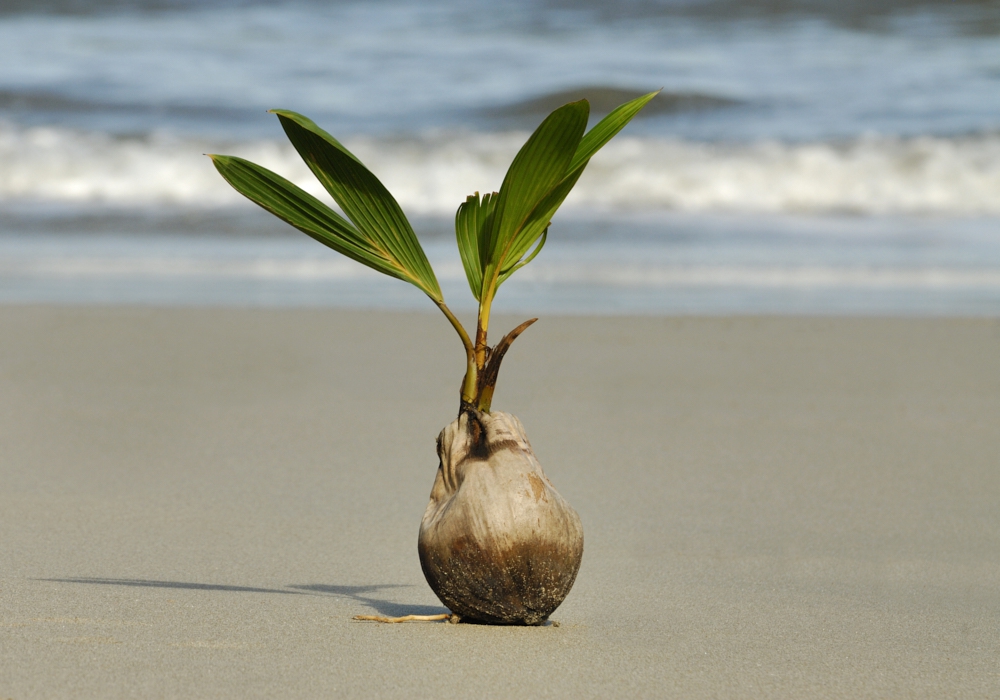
[210,90,657,625]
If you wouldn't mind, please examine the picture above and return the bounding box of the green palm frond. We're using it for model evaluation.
[455,191,496,301]
[212,92,656,411]
[211,110,442,302]
[456,90,660,303]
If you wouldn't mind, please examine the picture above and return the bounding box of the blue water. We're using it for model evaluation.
[1,0,999,314]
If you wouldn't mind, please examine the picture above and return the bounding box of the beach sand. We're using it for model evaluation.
[1,306,998,698]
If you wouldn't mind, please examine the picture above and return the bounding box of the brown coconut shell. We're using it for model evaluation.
[418,410,584,625]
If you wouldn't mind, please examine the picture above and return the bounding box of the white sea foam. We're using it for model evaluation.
[3,123,1000,216]
[4,236,999,291]
[12,260,999,289]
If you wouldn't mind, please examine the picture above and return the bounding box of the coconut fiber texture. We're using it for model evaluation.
[419,410,583,625]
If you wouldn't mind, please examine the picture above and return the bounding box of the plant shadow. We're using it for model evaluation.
[35,578,448,618]
[288,584,448,617]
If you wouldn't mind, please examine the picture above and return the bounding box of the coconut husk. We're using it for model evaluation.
[418,410,584,625]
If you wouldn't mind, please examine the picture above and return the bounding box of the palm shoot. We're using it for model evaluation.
[211,91,656,413]
[211,90,656,625]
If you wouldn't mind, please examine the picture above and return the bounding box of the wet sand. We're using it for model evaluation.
[1,306,998,698]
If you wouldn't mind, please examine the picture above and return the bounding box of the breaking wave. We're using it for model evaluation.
[3,122,1000,217]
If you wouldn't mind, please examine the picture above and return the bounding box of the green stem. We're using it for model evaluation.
[475,288,494,373]
[434,299,478,406]
[472,268,504,412]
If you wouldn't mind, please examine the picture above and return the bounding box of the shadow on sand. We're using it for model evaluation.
[36,577,449,618]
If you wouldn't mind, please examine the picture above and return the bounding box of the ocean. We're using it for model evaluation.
[2,0,999,314]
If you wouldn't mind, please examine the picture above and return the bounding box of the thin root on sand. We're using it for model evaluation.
[353,613,460,624]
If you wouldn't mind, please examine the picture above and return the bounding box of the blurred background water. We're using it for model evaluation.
[1,0,999,314]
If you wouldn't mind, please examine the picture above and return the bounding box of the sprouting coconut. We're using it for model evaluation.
[210,90,657,625]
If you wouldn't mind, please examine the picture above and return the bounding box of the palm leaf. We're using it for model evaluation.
[567,90,660,174]
[210,154,422,284]
[455,191,497,300]
[480,100,589,299]
[495,166,584,283]
[497,228,546,287]
[507,92,660,259]
[271,109,442,301]
[467,91,660,302]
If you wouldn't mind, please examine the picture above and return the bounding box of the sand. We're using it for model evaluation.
[1,306,998,698]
